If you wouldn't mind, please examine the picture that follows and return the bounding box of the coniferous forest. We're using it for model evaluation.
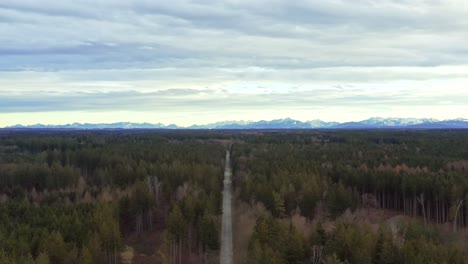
[0,130,468,263]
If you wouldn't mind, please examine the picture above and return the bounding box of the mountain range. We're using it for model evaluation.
[4,117,468,130]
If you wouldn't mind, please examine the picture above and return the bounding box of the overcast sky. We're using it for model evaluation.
[1,0,468,126]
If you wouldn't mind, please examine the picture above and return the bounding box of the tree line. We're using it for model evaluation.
[0,131,227,263]
[231,130,468,263]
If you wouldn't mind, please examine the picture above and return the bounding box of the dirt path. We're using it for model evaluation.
[220,150,233,264]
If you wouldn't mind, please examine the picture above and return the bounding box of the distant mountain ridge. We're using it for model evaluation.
[4,118,468,130]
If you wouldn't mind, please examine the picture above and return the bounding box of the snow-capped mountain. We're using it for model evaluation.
[359,117,439,126]
[188,118,338,129]
[188,120,253,129]
[4,118,468,130]
[334,118,441,128]
[308,119,339,128]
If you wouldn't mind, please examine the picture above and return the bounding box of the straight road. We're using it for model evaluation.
[220,150,233,264]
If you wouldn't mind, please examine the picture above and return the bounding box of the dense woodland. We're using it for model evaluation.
[0,131,226,263]
[0,130,467,263]
[231,130,468,263]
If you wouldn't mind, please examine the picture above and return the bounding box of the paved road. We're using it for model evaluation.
[220,150,233,264]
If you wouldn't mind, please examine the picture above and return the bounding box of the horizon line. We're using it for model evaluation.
[3,116,468,129]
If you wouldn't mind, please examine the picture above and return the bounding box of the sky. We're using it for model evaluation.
[1,0,468,127]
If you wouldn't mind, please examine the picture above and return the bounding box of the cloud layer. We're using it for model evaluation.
[1,0,468,126]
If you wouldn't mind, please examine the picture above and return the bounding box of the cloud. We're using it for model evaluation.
[0,0,468,125]
[1,0,468,71]
[1,85,466,113]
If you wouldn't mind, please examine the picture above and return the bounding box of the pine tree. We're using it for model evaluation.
[199,213,220,253]
[35,252,51,264]
[372,232,384,264]
[86,233,104,264]
[284,223,305,263]
[42,232,68,264]
[167,204,186,264]
[315,222,327,246]
[325,254,348,264]
[82,246,93,264]
[272,191,285,217]
[94,203,121,264]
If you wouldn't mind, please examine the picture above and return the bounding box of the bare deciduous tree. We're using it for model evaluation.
[417,193,426,225]
[389,222,406,249]
[311,245,324,264]
[453,199,463,232]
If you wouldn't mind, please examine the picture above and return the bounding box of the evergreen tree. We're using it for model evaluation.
[35,252,51,264]
[372,232,384,264]
[42,232,68,264]
[272,191,286,218]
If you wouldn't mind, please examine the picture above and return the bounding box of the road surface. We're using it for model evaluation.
[220,150,233,264]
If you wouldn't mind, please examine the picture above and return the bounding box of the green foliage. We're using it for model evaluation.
[299,179,320,218]
[311,220,466,264]
[325,219,375,264]
[35,252,50,264]
[167,204,187,242]
[81,246,93,264]
[313,222,327,246]
[198,213,220,252]
[401,238,465,264]
[327,182,359,217]
[94,203,121,254]
[233,130,468,263]
[83,233,104,264]
[2,130,468,263]
[0,132,225,191]
[0,193,120,263]
[0,132,226,262]
[372,228,401,264]
[41,232,69,263]
[248,215,305,263]
[272,191,286,217]
[325,254,349,264]
[405,220,442,243]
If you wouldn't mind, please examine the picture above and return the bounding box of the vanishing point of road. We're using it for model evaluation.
[220,150,233,264]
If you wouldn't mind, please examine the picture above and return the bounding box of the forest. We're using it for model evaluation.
[231,130,468,264]
[0,131,226,263]
[0,129,467,263]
